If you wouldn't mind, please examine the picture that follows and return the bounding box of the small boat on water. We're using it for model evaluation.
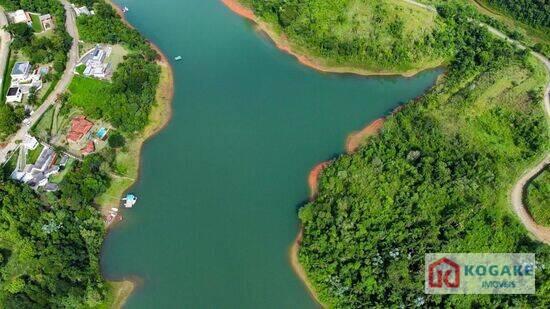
[122,194,137,208]
[174,56,182,61]
[122,7,129,13]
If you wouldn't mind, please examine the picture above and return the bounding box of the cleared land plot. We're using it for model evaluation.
[67,76,111,119]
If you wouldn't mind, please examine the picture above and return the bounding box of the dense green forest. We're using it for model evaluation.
[527,169,550,226]
[482,0,550,29]
[0,155,110,307]
[243,0,453,72]
[298,3,550,307]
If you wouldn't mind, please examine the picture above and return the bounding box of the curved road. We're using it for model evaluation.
[402,0,550,244]
[0,0,79,163]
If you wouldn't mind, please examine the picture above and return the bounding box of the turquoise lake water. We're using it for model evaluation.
[101,0,441,307]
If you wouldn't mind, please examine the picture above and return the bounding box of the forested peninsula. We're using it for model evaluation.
[231,0,550,307]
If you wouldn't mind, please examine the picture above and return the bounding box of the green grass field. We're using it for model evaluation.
[30,14,42,33]
[31,105,55,140]
[49,158,75,184]
[27,144,44,165]
[67,76,111,119]
[527,168,550,226]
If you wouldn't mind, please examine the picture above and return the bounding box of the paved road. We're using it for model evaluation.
[0,8,12,92]
[0,0,79,163]
[403,0,550,244]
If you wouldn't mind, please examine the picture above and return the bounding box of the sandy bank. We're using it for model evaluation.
[100,1,175,308]
[308,161,331,200]
[221,0,441,77]
[289,229,326,307]
[346,118,386,153]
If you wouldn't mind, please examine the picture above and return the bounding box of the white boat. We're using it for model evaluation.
[122,194,137,208]
[174,56,182,61]
[122,7,129,13]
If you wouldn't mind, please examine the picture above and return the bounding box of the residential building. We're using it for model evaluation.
[8,10,31,24]
[81,141,95,156]
[6,87,22,103]
[39,14,54,31]
[74,6,91,16]
[67,116,94,142]
[11,61,31,81]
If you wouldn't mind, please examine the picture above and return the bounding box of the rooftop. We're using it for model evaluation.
[81,141,95,155]
[7,87,20,96]
[12,62,31,76]
[68,116,94,142]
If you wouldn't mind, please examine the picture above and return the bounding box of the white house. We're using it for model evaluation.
[79,46,112,79]
[75,6,91,16]
[8,10,31,24]
[6,86,22,103]
[11,61,31,81]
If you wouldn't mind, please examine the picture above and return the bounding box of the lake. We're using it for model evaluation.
[101,0,441,307]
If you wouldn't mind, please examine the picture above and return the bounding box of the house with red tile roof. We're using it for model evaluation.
[67,116,93,143]
[81,141,95,156]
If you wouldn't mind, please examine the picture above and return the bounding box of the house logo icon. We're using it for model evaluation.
[428,257,460,288]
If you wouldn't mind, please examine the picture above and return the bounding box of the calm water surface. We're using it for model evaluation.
[102,0,441,308]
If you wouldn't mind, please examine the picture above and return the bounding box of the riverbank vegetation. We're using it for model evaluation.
[298,3,550,307]
[241,0,452,72]
[527,169,550,227]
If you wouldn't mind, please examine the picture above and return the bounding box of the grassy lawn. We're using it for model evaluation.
[29,13,43,33]
[75,64,86,75]
[27,144,44,164]
[105,44,129,73]
[1,151,18,178]
[67,76,111,119]
[39,76,60,104]
[526,168,550,226]
[31,105,55,140]
[49,158,75,184]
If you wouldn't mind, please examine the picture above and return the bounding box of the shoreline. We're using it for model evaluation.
[345,118,386,153]
[292,116,388,308]
[100,1,175,308]
[221,0,442,77]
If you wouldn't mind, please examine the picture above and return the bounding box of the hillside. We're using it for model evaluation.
[298,4,550,307]
[241,0,452,73]
[480,0,550,30]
